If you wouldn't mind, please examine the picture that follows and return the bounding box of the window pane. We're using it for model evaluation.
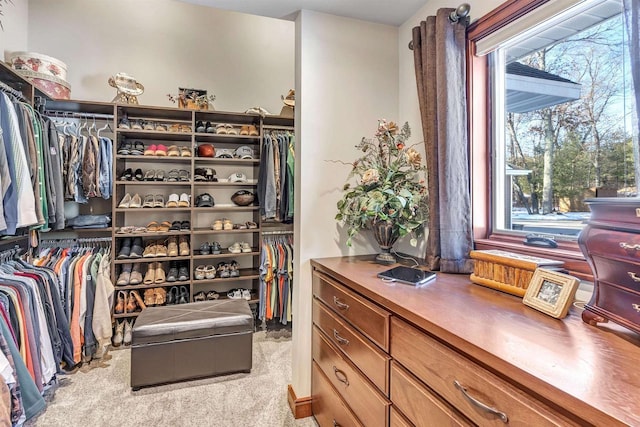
[493,0,637,238]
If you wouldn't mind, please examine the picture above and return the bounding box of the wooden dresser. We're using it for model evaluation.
[310,256,640,427]
[578,198,640,335]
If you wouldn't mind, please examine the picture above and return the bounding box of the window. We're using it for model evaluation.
[468,0,639,277]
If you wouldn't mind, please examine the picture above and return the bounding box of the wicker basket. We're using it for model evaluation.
[470,250,564,296]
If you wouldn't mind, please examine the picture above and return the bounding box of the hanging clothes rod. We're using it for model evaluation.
[263,125,294,131]
[0,81,28,102]
[408,3,471,50]
[262,230,294,235]
[45,110,114,120]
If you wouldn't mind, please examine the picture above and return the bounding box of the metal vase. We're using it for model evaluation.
[372,220,399,264]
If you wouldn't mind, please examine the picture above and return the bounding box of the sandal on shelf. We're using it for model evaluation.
[154,194,165,208]
[167,169,180,182]
[215,123,227,134]
[240,126,249,136]
[166,193,179,208]
[156,123,168,132]
[167,145,180,157]
[142,194,155,208]
[134,168,144,181]
[223,219,233,230]
[180,146,191,157]
[154,170,165,181]
[212,219,223,231]
[178,193,190,207]
[226,124,238,135]
[246,221,258,229]
[144,144,157,156]
[178,169,190,182]
[155,144,168,156]
[248,125,259,136]
[146,221,160,232]
[144,169,155,181]
[158,221,172,232]
[154,264,166,283]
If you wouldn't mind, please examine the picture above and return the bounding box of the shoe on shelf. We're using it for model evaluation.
[125,290,137,313]
[119,168,133,181]
[118,193,132,208]
[116,263,132,285]
[123,319,134,346]
[169,220,181,231]
[154,288,167,305]
[205,264,216,279]
[177,263,189,281]
[210,242,221,255]
[118,113,130,129]
[199,242,211,255]
[217,262,231,278]
[206,290,219,300]
[223,219,233,230]
[248,125,259,136]
[196,121,205,133]
[194,291,206,302]
[146,221,159,232]
[215,123,227,134]
[228,242,241,254]
[129,193,142,208]
[142,194,155,208]
[144,169,155,181]
[212,219,223,231]
[144,288,157,306]
[115,290,127,314]
[240,125,249,136]
[130,290,146,310]
[143,263,156,284]
[154,263,166,283]
[117,140,132,155]
[226,124,238,135]
[180,221,191,231]
[241,242,252,253]
[112,320,125,347]
[167,286,179,305]
[194,265,206,280]
[129,237,144,258]
[180,146,191,157]
[179,235,190,256]
[229,260,240,277]
[154,194,165,208]
[167,236,178,257]
[178,286,189,304]
[144,144,157,156]
[178,193,190,207]
[242,289,251,300]
[167,145,180,157]
[246,221,258,229]
[131,141,145,156]
[130,263,143,285]
[166,193,179,208]
[158,221,172,233]
[166,262,178,282]
[155,241,168,257]
[117,238,132,259]
[206,121,215,133]
[134,168,144,181]
[143,243,157,258]
[155,144,168,156]
[227,288,242,300]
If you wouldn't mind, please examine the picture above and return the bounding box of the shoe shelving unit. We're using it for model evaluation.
[37,97,294,335]
[111,105,264,322]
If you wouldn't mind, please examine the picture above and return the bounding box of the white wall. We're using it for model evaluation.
[27,0,294,113]
[0,0,28,59]
[291,9,398,398]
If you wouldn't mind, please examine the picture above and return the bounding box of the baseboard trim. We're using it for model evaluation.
[287,384,312,419]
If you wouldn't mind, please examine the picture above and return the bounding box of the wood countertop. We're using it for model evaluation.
[311,255,640,427]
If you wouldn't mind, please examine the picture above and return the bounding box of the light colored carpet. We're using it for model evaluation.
[32,332,317,427]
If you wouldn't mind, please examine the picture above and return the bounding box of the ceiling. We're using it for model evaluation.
[177,0,429,26]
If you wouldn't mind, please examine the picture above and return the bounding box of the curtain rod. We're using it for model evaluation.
[408,3,471,50]
[45,110,114,120]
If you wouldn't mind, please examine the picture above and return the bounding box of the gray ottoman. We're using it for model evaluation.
[130,299,254,390]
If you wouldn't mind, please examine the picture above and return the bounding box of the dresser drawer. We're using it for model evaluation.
[312,361,363,427]
[313,298,390,395]
[581,227,640,262]
[313,271,390,351]
[313,325,390,427]
[591,255,640,292]
[390,406,413,427]
[593,279,640,329]
[391,317,577,427]
[391,361,472,427]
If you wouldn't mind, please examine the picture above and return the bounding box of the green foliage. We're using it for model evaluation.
[335,120,429,246]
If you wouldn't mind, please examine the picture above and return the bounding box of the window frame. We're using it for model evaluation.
[467,0,593,280]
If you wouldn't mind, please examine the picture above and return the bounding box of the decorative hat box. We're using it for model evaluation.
[470,249,564,296]
[7,51,71,99]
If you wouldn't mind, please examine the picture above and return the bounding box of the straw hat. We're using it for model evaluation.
[108,73,144,96]
[281,89,295,107]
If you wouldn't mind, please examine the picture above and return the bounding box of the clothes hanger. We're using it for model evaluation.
[97,120,113,137]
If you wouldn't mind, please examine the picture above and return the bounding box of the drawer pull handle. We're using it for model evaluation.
[620,242,640,251]
[454,380,508,423]
[627,272,640,282]
[333,366,349,386]
[333,329,350,346]
[333,296,350,310]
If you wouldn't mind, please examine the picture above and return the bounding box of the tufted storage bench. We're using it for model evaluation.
[130,299,253,390]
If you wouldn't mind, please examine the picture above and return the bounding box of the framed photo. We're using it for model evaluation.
[523,268,579,319]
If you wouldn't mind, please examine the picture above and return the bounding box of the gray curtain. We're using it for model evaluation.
[412,9,474,273]
[624,0,640,190]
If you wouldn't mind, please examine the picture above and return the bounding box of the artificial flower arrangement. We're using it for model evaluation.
[335,120,429,247]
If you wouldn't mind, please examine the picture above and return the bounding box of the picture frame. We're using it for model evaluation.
[523,268,579,319]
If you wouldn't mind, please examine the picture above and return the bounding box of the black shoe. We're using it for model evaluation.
[119,168,133,181]
[200,242,211,255]
[134,168,144,181]
[117,238,132,259]
[178,286,189,304]
[180,221,190,231]
[178,263,189,281]
[205,121,215,133]
[196,121,205,133]
[129,237,144,258]
[167,287,178,305]
[169,221,181,231]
